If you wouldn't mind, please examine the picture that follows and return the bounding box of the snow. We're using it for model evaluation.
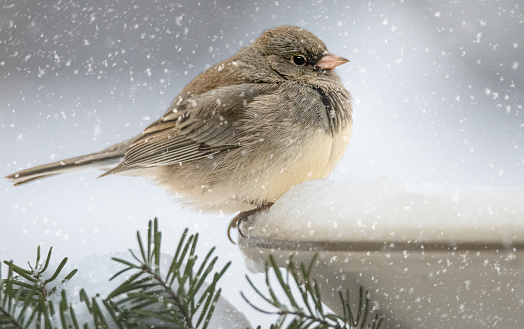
[1,1,523,328]
[243,178,524,244]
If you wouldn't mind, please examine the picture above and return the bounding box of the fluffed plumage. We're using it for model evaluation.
[7,25,353,213]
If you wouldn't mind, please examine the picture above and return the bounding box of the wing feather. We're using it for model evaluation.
[103,84,273,176]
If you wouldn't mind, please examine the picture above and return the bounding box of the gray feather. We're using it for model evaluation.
[6,138,134,186]
[101,84,271,176]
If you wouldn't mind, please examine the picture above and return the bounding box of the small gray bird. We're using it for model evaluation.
[6,25,352,239]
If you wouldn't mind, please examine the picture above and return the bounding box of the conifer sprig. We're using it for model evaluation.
[243,255,384,329]
[107,218,230,329]
[1,218,385,329]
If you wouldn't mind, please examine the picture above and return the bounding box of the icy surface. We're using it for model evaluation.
[246,179,524,243]
[52,252,253,329]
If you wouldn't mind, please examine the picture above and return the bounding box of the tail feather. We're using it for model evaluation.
[6,138,134,186]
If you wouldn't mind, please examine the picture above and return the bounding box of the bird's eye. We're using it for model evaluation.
[293,55,306,65]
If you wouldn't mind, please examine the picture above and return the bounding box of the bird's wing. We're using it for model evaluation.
[103,84,274,176]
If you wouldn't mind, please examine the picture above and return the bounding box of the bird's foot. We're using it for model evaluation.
[227,202,274,244]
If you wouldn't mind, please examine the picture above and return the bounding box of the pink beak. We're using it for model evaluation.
[316,52,350,70]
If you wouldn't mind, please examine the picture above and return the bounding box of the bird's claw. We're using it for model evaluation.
[227,203,274,244]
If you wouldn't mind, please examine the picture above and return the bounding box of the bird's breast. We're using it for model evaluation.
[253,121,352,203]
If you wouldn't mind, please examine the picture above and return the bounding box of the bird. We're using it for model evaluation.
[6,25,353,241]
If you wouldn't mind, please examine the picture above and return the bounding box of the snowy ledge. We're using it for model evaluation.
[240,179,524,247]
[238,179,524,329]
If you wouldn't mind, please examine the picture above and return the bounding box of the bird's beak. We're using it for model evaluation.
[315,52,350,70]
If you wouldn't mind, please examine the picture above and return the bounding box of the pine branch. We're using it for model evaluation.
[0,269,26,329]
[243,254,385,329]
[2,217,384,329]
[138,262,193,329]
[1,219,230,329]
[0,306,23,329]
[2,246,78,304]
[107,218,231,329]
[1,246,78,329]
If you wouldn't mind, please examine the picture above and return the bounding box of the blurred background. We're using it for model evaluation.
[1,0,522,326]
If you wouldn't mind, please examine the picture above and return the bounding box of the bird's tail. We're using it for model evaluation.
[5,138,135,186]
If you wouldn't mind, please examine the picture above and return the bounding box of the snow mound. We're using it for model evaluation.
[244,179,524,244]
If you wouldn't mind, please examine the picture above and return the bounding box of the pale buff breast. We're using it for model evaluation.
[262,122,352,200]
[155,122,352,213]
